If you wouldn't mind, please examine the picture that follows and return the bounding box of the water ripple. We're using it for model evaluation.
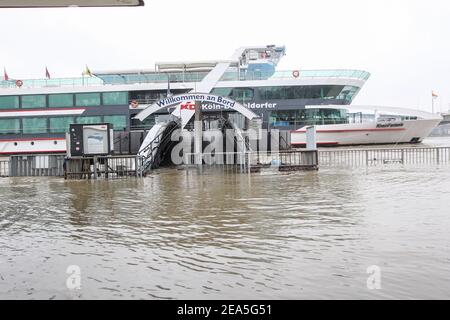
[1,159,450,299]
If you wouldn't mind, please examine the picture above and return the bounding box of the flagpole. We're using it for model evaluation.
[432,94,434,114]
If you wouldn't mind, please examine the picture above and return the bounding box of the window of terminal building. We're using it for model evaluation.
[75,93,101,107]
[49,117,74,133]
[21,95,47,109]
[22,117,48,134]
[49,94,74,108]
[104,115,127,130]
[0,118,20,134]
[0,96,19,109]
[75,116,102,124]
[103,92,128,105]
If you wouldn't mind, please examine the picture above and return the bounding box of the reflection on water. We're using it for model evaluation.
[1,140,450,299]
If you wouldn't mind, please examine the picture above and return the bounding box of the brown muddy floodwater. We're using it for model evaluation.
[1,139,450,299]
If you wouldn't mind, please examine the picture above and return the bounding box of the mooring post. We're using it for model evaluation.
[306,126,317,166]
[194,100,203,173]
[93,156,98,180]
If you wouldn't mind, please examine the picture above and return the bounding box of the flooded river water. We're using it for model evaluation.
[1,138,450,299]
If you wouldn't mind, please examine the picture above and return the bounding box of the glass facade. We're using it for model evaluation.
[227,88,254,102]
[220,69,371,82]
[103,91,128,105]
[76,116,102,124]
[269,108,348,127]
[49,94,74,108]
[0,91,132,136]
[99,72,208,85]
[22,118,47,134]
[212,85,360,102]
[75,93,101,106]
[49,117,74,133]
[0,96,19,109]
[0,116,127,135]
[0,119,20,134]
[0,69,369,89]
[104,115,127,130]
[21,95,47,109]
[1,92,130,110]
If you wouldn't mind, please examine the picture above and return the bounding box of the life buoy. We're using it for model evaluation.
[292,70,300,78]
[130,100,139,108]
[16,80,23,87]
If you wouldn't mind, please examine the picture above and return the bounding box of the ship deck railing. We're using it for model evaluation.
[0,69,370,90]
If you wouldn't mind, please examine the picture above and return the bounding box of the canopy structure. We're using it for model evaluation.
[134,93,260,128]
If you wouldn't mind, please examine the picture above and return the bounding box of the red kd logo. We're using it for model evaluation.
[180,101,196,110]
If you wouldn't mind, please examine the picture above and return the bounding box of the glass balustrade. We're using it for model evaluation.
[0,69,370,89]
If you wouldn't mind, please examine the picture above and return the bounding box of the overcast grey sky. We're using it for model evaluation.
[0,0,449,112]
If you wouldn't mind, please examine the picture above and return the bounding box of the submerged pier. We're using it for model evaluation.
[1,145,449,178]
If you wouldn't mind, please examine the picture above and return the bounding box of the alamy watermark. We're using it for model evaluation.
[168,125,285,166]
[66,265,81,290]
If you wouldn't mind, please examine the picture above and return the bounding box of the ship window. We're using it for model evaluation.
[230,88,254,102]
[256,85,348,100]
[76,116,102,124]
[21,95,47,109]
[103,92,128,105]
[0,96,19,109]
[49,94,74,108]
[269,108,348,127]
[214,85,359,101]
[22,118,48,134]
[269,110,297,126]
[104,115,127,130]
[75,93,101,107]
[0,118,20,134]
[49,117,74,133]
[211,88,232,97]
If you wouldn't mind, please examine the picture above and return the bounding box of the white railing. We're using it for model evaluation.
[319,147,450,167]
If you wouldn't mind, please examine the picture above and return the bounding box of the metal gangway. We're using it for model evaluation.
[134,47,268,173]
[138,120,181,173]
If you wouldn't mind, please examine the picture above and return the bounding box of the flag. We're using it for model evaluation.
[3,68,8,81]
[83,65,92,77]
[432,91,438,99]
[45,67,51,79]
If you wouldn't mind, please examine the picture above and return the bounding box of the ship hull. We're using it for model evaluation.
[291,119,441,147]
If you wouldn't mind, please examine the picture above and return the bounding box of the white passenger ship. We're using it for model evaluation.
[291,105,442,146]
[0,45,441,154]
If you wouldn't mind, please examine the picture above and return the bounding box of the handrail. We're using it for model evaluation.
[139,120,181,172]
[0,69,370,90]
